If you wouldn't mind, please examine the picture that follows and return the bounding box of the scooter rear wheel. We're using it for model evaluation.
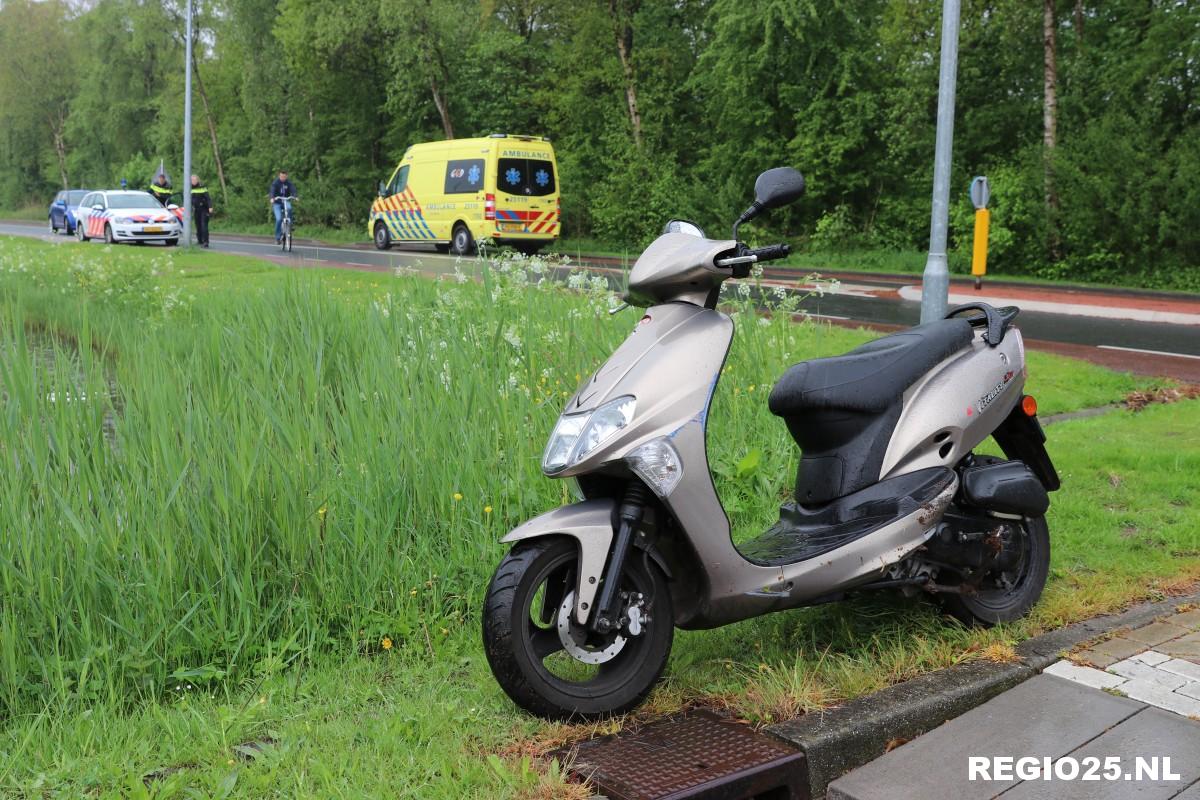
[940,514,1050,626]
[482,536,673,720]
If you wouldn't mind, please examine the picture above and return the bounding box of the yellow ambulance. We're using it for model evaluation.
[369,134,560,255]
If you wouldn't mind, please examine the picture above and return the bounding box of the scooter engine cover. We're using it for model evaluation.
[959,459,1049,517]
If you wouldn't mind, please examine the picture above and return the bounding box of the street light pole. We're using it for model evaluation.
[920,0,961,324]
[182,0,194,248]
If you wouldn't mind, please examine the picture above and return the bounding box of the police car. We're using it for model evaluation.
[75,190,182,246]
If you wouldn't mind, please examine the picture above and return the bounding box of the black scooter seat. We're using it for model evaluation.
[768,318,974,416]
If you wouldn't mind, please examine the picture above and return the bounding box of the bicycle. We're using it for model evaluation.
[272,195,297,252]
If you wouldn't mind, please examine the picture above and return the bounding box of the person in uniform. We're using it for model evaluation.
[149,172,173,206]
[190,175,213,248]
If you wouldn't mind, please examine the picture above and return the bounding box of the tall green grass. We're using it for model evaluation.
[0,237,1161,718]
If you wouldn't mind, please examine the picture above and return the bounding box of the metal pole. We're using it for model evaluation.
[182,0,194,248]
[920,0,961,324]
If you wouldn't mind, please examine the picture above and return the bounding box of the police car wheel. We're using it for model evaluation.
[77,224,88,242]
[103,225,116,245]
[373,222,391,251]
[450,223,475,256]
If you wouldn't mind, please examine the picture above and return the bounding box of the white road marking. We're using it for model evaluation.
[1098,345,1200,361]
[898,285,1200,326]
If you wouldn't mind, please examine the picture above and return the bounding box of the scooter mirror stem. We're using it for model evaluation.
[732,202,762,240]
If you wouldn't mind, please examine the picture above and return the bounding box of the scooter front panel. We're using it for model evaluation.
[556,303,735,478]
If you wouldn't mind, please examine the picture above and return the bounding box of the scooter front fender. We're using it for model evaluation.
[501,499,615,625]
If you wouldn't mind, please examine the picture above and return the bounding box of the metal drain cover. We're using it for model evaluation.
[559,709,809,799]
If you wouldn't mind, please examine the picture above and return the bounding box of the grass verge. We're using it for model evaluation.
[0,236,1195,797]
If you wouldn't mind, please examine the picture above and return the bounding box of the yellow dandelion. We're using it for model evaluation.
[561,391,569,398]
[575,373,581,381]
[453,492,463,501]
[410,588,418,596]
[484,505,493,514]
[381,636,393,650]
[440,628,449,636]
[317,505,327,519]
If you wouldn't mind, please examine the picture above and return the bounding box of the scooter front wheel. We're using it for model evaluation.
[482,536,673,720]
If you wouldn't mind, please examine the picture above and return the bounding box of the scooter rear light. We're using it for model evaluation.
[1022,395,1038,417]
[484,193,495,221]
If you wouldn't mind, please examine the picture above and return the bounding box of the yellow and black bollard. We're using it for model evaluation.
[970,176,990,291]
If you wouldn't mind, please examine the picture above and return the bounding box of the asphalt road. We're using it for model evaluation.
[4,220,1198,380]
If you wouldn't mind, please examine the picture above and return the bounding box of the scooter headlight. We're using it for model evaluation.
[626,437,682,497]
[542,395,636,474]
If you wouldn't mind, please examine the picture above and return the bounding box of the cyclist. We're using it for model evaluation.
[268,170,297,243]
[190,174,213,248]
[149,172,173,206]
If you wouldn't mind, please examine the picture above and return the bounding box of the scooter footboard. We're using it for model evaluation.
[501,499,615,625]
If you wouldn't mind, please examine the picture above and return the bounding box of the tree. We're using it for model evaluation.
[1043,0,1060,259]
[0,0,77,190]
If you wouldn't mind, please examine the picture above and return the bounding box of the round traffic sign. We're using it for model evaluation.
[970,176,990,209]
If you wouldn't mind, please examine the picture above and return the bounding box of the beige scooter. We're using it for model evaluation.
[482,167,1060,720]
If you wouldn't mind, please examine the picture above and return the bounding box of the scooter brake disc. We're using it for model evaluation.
[556,591,627,665]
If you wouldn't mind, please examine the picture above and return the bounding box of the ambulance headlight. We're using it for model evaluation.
[542,396,636,474]
[626,437,682,497]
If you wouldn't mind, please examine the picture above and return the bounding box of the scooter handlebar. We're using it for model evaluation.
[747,243,791,262]
[714,243,791,269]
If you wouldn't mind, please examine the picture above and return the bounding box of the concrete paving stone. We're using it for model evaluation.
[824,675,1143,800]
[1121,680,1200,718]
[1078,636,1148,667]
[1159,659,1200,683]
[1160,637,1200,662]
[1124,622,1193,647]
[1109,659,1189,689]
[1133,650,1174,666]
[1000,707,1200,800]
[1044,660,1128,690]
[1173,780,1200,799]
[1168,609,1200,630]
[1177,683,1200,701]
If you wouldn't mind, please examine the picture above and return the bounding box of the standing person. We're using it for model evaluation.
[149,172,173,206]
[268,170,297,244]
[190,174,213,248]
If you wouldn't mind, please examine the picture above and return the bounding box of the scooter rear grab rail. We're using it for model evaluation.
[945,302,1019,346]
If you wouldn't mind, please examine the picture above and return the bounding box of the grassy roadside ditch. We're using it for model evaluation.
[0,236,1196,797]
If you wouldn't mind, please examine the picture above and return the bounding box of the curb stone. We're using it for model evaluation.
[765,590,1200,799]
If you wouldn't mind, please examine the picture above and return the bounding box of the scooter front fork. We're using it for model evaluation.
[590,482,649,634]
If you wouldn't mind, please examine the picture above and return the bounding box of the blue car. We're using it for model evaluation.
[48,189,90,235]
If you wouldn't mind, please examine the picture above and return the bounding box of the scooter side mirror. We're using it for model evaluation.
[733,166,805,238]
[753,167,806,211]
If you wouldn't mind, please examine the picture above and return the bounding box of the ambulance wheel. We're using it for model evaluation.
[373,221,392,251]
[450,223,475,256]
[103,224,116,245]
